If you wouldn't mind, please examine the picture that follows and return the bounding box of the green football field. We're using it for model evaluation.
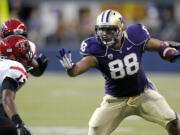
[15,72,180,135]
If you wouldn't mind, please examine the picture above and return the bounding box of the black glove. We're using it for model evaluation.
[36,53,48,72]
[12,114,32,135]
[29,53,48,76]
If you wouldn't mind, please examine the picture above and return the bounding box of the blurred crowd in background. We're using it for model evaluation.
[1,0,180,49]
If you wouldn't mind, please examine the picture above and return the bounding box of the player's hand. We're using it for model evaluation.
[56,48,75,70]
[12,114,33,135]
[163,41,180,49]
[170,48,180,63]
[28,54,48,76]
[36,53,48,72]
[169,44,180,49]
[16,123,32,135]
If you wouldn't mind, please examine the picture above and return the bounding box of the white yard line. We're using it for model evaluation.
[30,126,133,135]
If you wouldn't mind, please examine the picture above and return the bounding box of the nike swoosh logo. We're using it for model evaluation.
[127,46,133,50]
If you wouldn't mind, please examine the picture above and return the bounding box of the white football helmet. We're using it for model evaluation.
[95,9,125,47]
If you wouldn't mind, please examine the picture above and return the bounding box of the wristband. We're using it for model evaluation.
[12,114,23,124]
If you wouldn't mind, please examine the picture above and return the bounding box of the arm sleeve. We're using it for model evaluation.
[1,77,19,92]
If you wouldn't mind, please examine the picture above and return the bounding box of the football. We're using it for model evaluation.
[159,46,177,61]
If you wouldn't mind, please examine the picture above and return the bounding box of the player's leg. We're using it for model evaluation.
[88,108,123,135]
[88,95,136,135]
[137,89,179,135]
[0,116,17,135]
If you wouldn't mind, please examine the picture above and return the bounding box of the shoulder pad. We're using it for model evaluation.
[80,37,107,57]
[125,24,150,45]
[5,60,28,84]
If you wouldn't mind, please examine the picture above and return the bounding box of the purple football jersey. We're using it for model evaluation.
[80,24,156,97]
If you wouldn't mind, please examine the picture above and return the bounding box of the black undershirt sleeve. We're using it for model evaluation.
[1,77,19,92]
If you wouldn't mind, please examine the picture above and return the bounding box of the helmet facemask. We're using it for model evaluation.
[13,29,27,37]
[95,25,120,47]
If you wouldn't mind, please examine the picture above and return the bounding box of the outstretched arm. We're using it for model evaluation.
[57,48,98,77]
[145,38,163,51]
[67,56,98,77]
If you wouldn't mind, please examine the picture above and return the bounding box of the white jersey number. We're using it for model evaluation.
[80,41,87,52]
[108,53,139,79]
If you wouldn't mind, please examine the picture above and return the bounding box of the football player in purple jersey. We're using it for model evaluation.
[57,9,180,135]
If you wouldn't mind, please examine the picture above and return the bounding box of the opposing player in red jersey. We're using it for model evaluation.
[0,35,34,135]
[0,18,48,77]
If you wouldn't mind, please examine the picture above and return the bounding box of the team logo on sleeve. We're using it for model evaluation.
[107,53,113,60]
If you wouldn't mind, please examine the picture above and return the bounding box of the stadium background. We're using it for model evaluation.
[1,0,180,135]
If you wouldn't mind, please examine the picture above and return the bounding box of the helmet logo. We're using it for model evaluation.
[107,53,113,60]
[15,40,29,52]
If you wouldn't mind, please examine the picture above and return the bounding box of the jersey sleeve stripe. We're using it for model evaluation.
[10,66,28,79]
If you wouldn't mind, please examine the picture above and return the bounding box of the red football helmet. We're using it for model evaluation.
[0,18,27,39]
[0,35,33,66]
